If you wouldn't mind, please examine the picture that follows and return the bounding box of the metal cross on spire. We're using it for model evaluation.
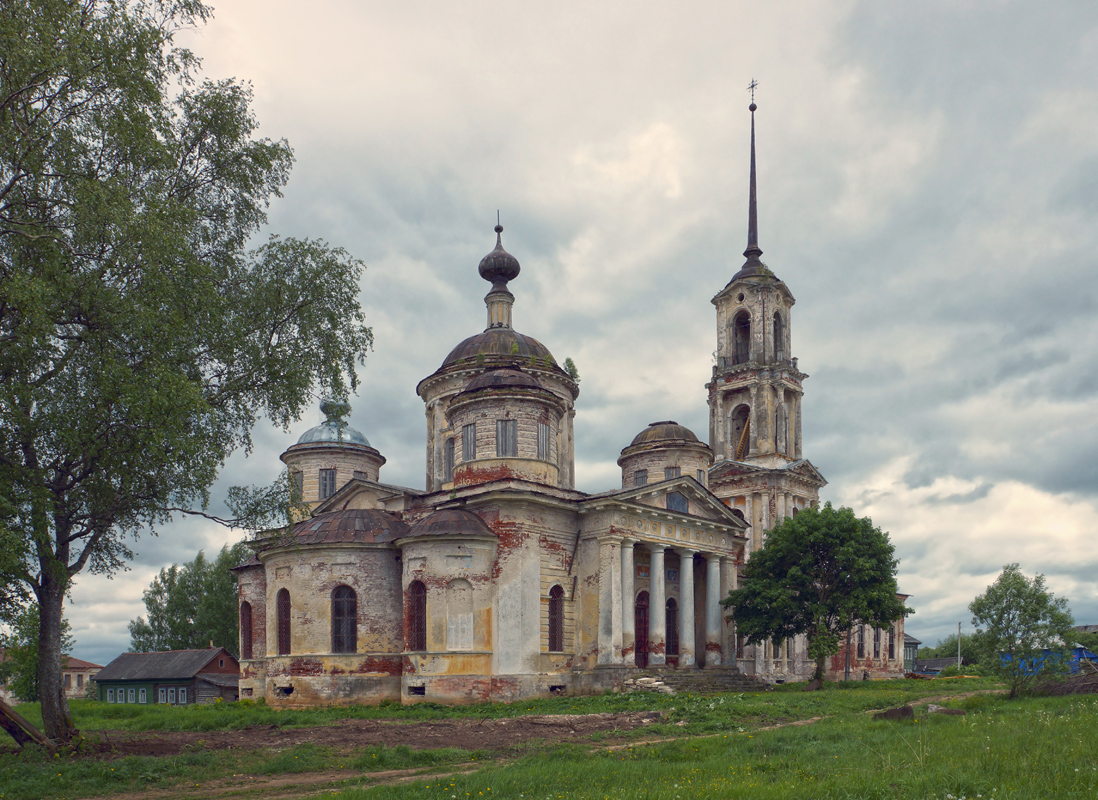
[747,78,758,103]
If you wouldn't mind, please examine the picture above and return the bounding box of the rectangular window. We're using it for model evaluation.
[127,688,135,703]
[139,688,147,704]
[873,629,881,660]
[857,626,865,659]
[444,438,455,482]
[64,674,71,689]
[319,468,336,499]
[634,469,648,486]
[77,674,83,688]
[179,688,187,704]
[496,419,517,457]
[696,469,706,485]
[168,688,177,704]
[462,423,476,462]
[537,421,550,460]
[158,687,166,704]
[292,470,304,499]
[664,466,680,479]
[888,630,896,660]
[353,470,370,482]
[107,688,115,703]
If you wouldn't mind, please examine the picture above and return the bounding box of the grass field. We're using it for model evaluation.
[2,679,1096,800]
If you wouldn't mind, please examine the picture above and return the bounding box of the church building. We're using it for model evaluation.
[234,103,906,705]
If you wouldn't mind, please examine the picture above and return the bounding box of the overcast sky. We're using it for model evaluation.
[54,0,1098,666]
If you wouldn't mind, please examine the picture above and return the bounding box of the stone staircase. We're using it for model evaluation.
[630,667,771,695]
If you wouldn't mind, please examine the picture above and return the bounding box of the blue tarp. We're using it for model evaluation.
[1000,646,1097,675]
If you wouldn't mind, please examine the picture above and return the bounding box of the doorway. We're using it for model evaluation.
[635,592,649,668]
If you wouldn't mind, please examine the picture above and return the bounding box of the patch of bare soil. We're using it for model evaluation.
[102,764,483,800]
[73,711,664,760]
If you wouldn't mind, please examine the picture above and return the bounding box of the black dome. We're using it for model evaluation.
[441,328,558,369]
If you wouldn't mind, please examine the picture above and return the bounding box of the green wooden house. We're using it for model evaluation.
[94,647,239,705]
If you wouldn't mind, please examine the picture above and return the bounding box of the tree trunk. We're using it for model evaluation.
[37,579,77,742]
[814,652,826,684]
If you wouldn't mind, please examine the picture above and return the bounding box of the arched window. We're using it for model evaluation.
[408,581,427,652]
[240,602,253,660]
[730,405,750,460]
[548,585,565,652]
[331,585,357,653]
[276,589,291,656]
[731,508,746,523]
[733,310,751,364]
[666,598,679,658]
[773,312,784,361]
[446,579,473,651]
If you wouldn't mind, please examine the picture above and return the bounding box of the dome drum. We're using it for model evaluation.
[618,421,714,490]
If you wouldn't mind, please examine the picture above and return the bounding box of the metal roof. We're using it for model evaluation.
[287,508,408,545]
[441,328,558,369]
[95,649,234,682]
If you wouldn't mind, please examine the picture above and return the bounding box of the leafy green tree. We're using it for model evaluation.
[0,1,371,741]
[1074,630,1098,654]
[0,605,74,703]
[969,564,1075,698]
[918,632,981,666]
[721,503,911,684]
[128,542,250,656]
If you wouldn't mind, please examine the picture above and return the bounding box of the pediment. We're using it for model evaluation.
[583,476,748,532]
[315,477,420,514]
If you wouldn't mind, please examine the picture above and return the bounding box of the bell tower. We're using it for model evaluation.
[706,97,826,547]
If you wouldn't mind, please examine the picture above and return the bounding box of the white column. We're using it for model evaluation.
[677,549,696,668]
[704,555,722,667]
[648,545,666,666]
[621,539,635,664]
[721,556,736,666]
[597,536,623,665]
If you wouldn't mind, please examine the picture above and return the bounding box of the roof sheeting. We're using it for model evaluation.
[94,649,233,682]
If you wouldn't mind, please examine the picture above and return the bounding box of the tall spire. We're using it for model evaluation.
[742,83,763,271]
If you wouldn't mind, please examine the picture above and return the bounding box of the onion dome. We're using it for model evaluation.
[404,508,496,539]
[440,328,558,369]
[296,398,372,447]
[629,421,702,447]
[478,223,521,290]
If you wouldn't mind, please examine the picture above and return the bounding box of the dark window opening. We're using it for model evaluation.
[731,405,750,460]
[873,628,881,660]
[634,469,648,486]
[462,423,476,462]
[408,685,426,696]
[549,684,566,695]
[332,585,358,653]
[408,581,427,651]
[444,438,455,482]
[773,311,784,361]
[276,685,294,696]
[733,310,751,364]
[696,469,706,485]
[664,466,680,479]
[497,419,517,457]
[667,492,688,513]
[537,421,550,460]
[888,630,896,661]
[666,598,679,658]
[319,469,336,499]
[548,585,565,652]
[276,589,291,656]
[292,470,303,500]
[856,626,865,659]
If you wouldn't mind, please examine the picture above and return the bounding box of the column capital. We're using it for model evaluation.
[674,546,698,558]
[644,541,667,554]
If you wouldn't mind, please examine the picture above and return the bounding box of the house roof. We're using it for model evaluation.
[904,634,922,646]
[95,648,235,682]
[64,657,103,671]
[197,673,241,689]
